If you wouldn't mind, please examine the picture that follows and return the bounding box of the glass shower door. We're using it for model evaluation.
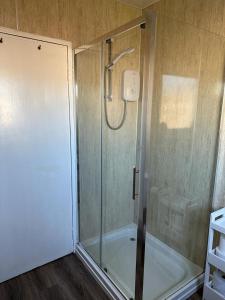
[76,21,144,300]
[76,43,102,265]
[101,26,141,299]
[140,15,222,299]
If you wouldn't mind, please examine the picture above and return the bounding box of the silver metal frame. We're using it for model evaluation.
[134,9,157,300]
[74,16,146,55]
[73,52,81,246]
[74,10,205,300]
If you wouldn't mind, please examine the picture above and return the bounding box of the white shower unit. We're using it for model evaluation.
[75,11,219,300]
[0,28,75,282]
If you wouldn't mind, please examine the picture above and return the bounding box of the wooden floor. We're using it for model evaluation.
[0,254,109,300]
[0,254,202,300]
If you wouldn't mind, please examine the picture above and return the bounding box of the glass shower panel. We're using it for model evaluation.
[101,27,141,299]
[142,17,223,300]
[76,43,102,265]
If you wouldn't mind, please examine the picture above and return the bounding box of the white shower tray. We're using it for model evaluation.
[83,223,202,300]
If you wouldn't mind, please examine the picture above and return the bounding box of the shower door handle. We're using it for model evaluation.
[132,166,139,200]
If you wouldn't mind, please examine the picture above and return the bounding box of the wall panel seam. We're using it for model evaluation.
[15,0,19,30]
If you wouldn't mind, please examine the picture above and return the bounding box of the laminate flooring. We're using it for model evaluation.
[0,254,203,300]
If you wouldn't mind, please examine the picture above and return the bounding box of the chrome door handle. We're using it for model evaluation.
[132,166,139,200]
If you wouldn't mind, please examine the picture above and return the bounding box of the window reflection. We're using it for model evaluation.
[160,75,198,129]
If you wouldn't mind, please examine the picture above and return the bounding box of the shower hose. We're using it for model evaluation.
[104,66,127,130]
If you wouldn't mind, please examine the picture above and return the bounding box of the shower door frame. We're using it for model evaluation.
[134,9,156,300]
[74,9,204,300]
[75,14,150,300]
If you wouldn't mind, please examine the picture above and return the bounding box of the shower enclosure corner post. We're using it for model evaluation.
[69,47,79,252]
[135,10,157,300]
[100,39,104,269]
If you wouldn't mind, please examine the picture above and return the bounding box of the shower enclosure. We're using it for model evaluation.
[75,10,222,300]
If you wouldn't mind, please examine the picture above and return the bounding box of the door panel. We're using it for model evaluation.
[0,33,73,282]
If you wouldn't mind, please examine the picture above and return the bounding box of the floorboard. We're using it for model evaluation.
[0,254,202,300]
[0,254,109,300]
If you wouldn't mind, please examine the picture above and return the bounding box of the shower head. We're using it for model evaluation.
[106,47,135,70]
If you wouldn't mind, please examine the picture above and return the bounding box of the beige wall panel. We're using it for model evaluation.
[0,0,17,29]
[56,0,83,45]
[69,0,140,47]
[16,0,140,47]
[144,2,225,267]
[17,0,63,39]
[161,0,225,38]
[186,31,225,265]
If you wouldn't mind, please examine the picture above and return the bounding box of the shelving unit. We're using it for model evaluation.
[203,208,225,300]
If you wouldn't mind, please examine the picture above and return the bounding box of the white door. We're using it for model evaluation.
[0,32,73,282]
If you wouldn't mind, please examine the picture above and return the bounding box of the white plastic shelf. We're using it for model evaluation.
[208,249,225,274]
[203,208,225,300]
[211,217,225,235]
[204,282,225,300]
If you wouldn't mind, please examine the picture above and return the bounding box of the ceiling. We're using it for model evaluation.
[117,0,159,9]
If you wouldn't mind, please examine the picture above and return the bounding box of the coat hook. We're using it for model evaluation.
[37,45,41,50]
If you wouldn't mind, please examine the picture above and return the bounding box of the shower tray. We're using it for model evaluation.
[82,224,202,300]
